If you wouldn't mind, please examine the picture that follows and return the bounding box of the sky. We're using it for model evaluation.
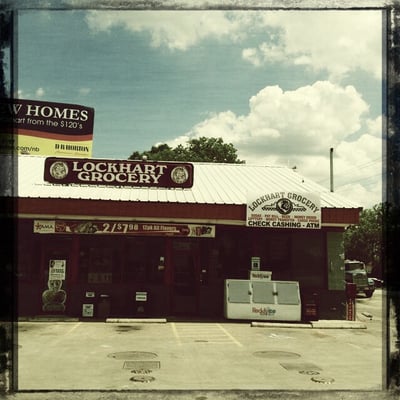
[14,9,383,209]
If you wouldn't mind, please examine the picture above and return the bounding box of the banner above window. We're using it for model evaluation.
[33,220,214,238]
[246,191,321,229]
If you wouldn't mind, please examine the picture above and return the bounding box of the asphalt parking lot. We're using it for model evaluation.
[15,319,383,392]
[13,290,386,394]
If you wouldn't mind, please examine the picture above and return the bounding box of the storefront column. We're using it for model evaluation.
[164,238,173,286]
[320,231,346,319]
[327,231,345,290]
[164,238,173,314]
[69,235,80,283]
[39,237,47,281]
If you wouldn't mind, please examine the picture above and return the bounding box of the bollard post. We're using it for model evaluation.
[345,282,357,321]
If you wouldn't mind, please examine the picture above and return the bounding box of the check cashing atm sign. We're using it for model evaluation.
[246,191,321,229]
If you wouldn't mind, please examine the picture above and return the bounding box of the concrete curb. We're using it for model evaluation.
[251,322,312,328]
[106,318,167,323]
[18,316,80,322]
[18,317,366,328]
[310,320,367,329]
[251,320,367,329]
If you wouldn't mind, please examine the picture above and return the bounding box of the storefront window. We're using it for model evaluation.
[88,247,113,284]
[252,232,292,280]
[198,240,217,285]
[217,229,249,279]
[78,238,121,284]
[41,237,72,283]
[18,221,41,281]
[18,237,39,281]
[268,234,291,266]
[291,232,324,288]
[124,238,164,284]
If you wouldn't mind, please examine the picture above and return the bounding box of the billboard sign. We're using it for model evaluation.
[246,191,321,229]
[0,99,94,157]
[43,157,194,188]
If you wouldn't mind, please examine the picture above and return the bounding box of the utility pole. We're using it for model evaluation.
[330,148,334,192]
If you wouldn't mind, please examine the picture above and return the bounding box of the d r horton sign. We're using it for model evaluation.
[246,191,321,229]
[44,157,193,188]
[1,99,94,157]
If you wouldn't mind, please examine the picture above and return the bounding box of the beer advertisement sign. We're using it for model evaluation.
[49,259,66,280]
[0,99,94,157]
[34,220,215,238]
[246,191,321,229]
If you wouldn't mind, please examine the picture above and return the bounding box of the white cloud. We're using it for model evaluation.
[85,10,245,51]
[167,82,381,208]
[79,87,91,96]
[272,119,383,208]
[15,88,45,99]
[335,182,382,208]
[173,81,368,155]
[85,10,381,80]
[243,10,382,81]
[334,118,383,199]
[35,87,45,97]
[282,116,383,208]
[365,115,383,138]
[83,10,382,207]
[242,48,261,67]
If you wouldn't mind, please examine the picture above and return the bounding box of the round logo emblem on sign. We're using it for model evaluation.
[171,166,189,184]
[276,198,293,215]
[49,161,69,180]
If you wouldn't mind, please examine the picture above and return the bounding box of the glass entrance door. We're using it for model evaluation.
[171,239,199,315]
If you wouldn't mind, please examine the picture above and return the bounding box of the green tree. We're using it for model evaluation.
[343,203,384,277]
[129,137,244,163]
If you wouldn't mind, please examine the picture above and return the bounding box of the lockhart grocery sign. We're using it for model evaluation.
[0,99,94,157]
[33,220,215,237]
[44,157,194,188]
[246,191,321,229]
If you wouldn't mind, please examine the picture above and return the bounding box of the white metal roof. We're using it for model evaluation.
[1,155,360,209]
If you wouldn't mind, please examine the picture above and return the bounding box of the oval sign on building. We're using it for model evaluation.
[246,191,321,229]
[44,157,194,188]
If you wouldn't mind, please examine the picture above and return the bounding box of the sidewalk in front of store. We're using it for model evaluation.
[18,314,370,328]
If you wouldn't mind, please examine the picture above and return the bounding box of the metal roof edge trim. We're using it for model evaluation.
[16,213,245,226]
[18,213,350,228]
[11,194,361,208]
[6,155,362,209]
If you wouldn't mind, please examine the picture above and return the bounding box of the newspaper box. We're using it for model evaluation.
[224,279,301,321]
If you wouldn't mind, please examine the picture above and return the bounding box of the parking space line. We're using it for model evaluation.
[169,323,243,347]
[170,322,182,346]
[347,342,363,350]
[67,322,82,333]
[48,322,82,346]
[216,323,243,347]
